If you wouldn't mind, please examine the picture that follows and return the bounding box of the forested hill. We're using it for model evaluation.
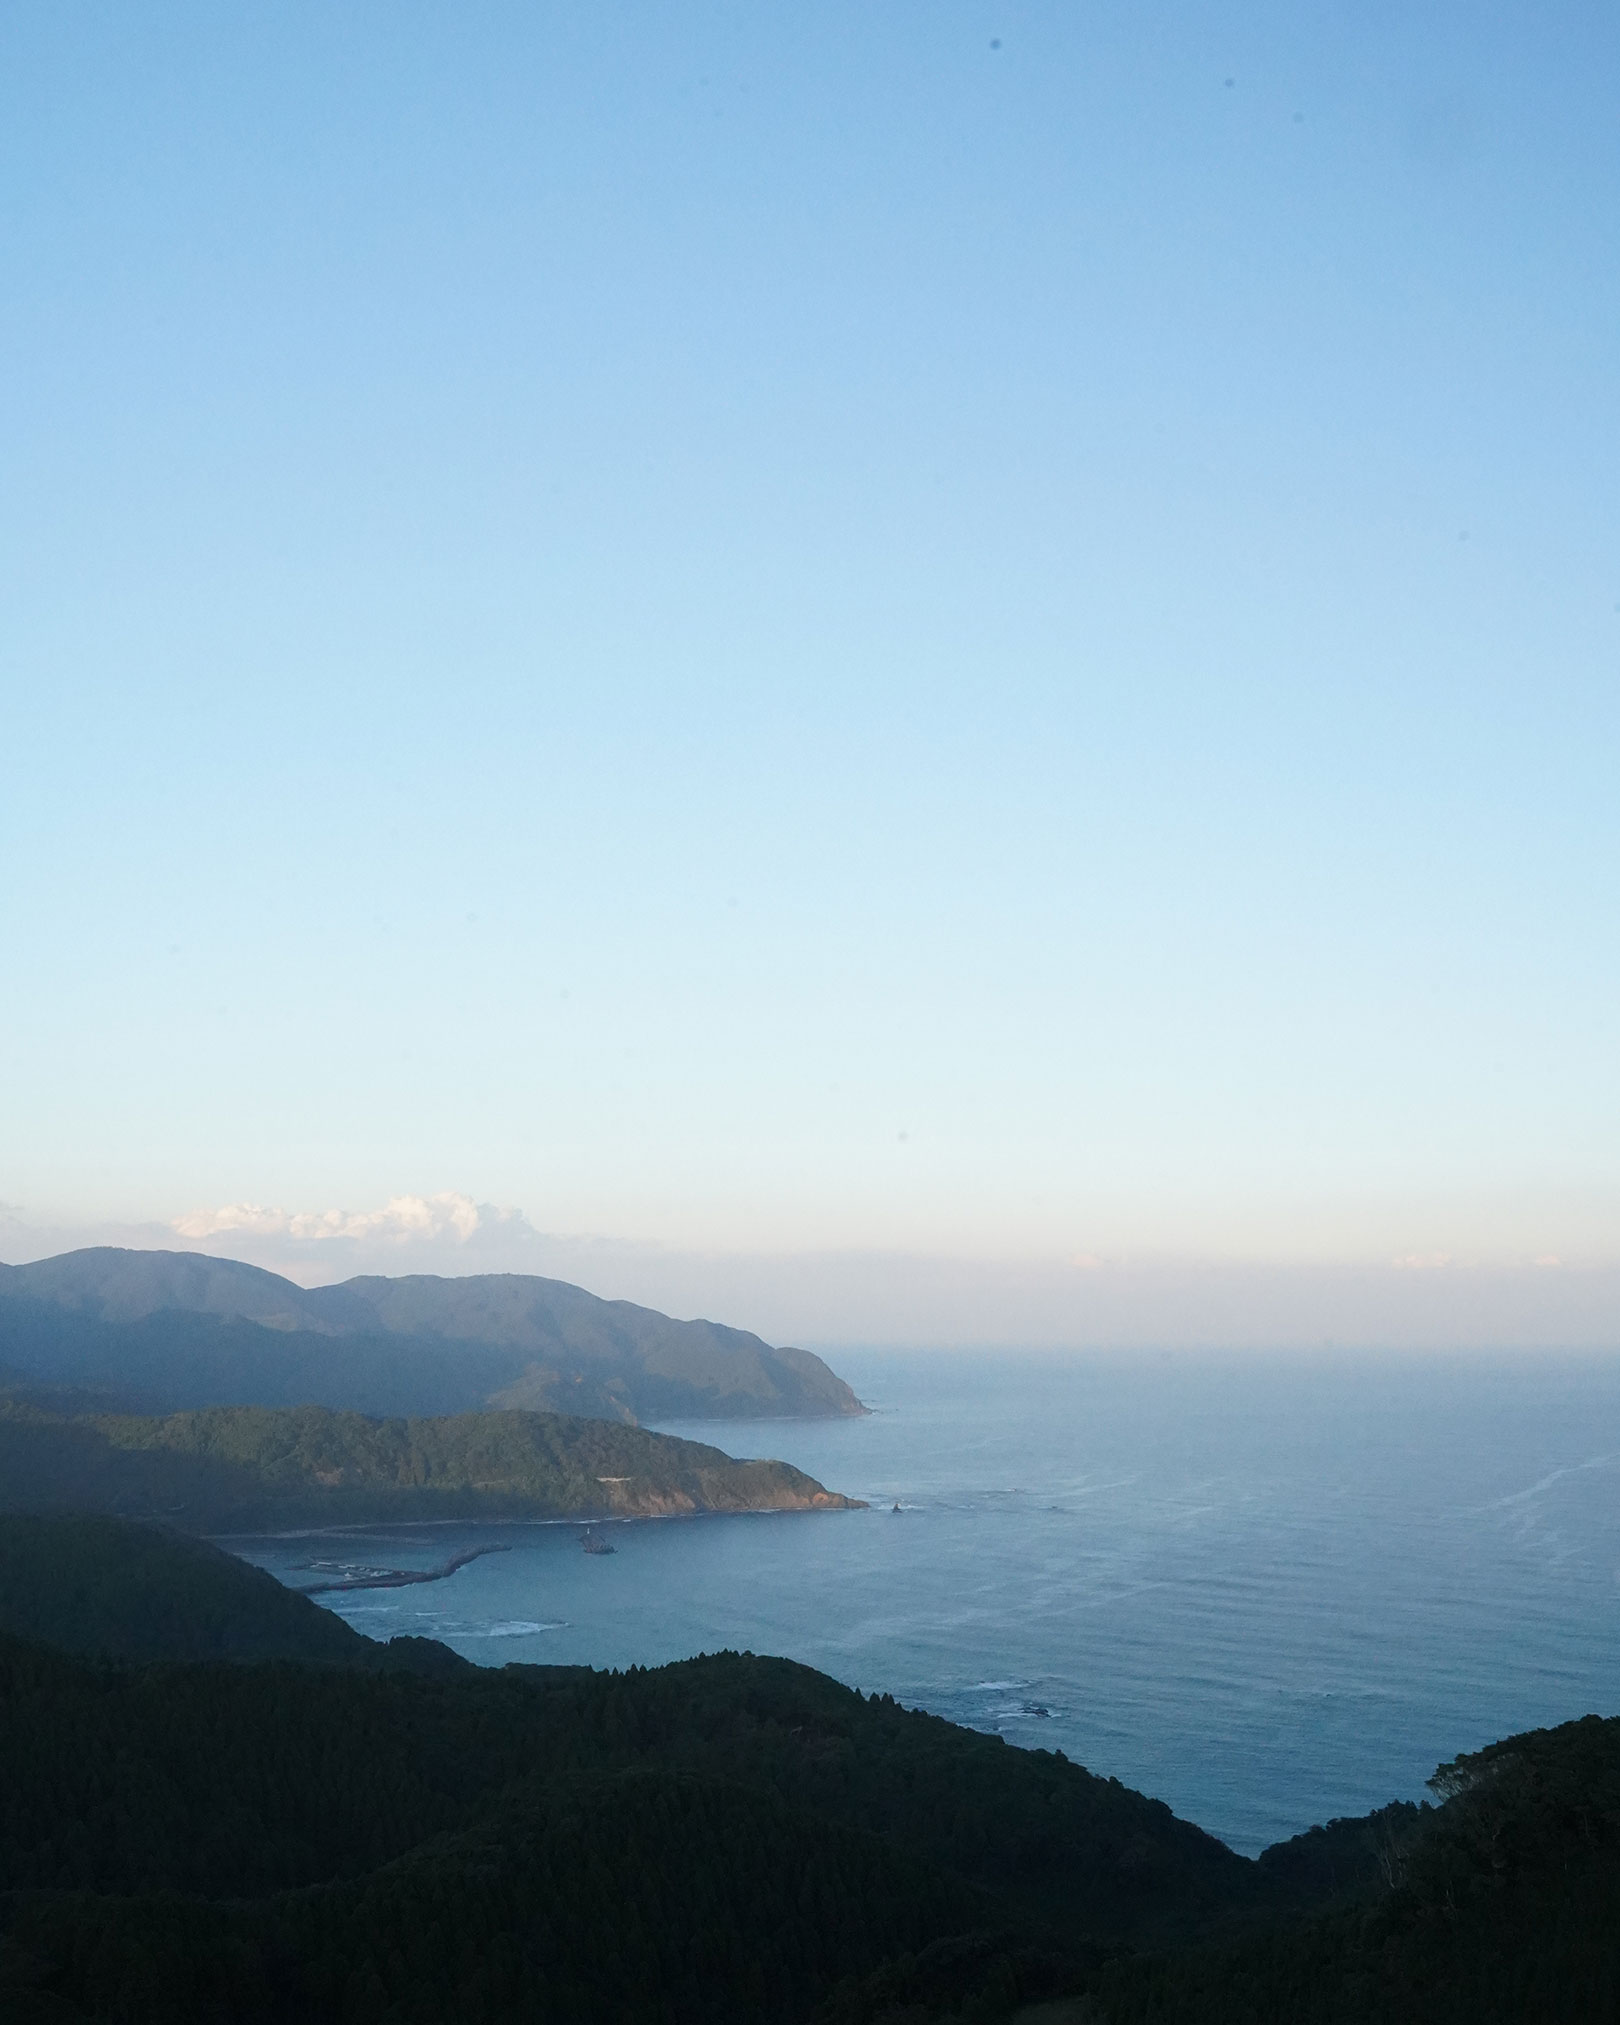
[0,1513,460,1670]
[0,1516,1249,2025]
[0,1399,863,1532]
[0,1247,865,1424]
[0,1514,1615,2022]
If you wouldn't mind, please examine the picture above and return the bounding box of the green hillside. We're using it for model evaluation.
[0,1397,862,1531]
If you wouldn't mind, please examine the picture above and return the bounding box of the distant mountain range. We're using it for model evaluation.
[0,1247,866,1424]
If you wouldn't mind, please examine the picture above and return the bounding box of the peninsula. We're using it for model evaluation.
[0,1398,865,1533]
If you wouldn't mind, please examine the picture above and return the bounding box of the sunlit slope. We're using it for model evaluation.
[0,1399,862,1530]
[0,1247,865,1421]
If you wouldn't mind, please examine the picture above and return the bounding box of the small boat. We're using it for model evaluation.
[581,1528,616,1556]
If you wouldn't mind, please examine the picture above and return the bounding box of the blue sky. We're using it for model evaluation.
[3,1,1617,1285]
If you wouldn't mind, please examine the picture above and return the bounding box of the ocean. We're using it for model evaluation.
[236,1349,1620,1855]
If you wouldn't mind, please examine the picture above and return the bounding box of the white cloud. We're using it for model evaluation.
[157,1192,554,1285]
[175,1192,492,1246]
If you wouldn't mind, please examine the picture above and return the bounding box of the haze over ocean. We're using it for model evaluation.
[239,1348,1620,1855]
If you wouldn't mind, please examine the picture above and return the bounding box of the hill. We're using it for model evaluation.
[0,1398,863,1531]
[1088,1715,1620,2025]
[0,1513,465,1670]
[0,1248,865,1423]
[0,1514,1613,2023]
[0,1515,1254,2025]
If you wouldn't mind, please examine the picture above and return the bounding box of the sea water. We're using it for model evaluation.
[235,1350,1620,1854]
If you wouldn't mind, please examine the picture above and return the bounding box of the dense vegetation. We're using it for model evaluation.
[0,1247,866,1422]
[1090,1718,1620,2023]
[0,1514,462,1670]
[0,1519,1240,2023]
[0,1398,859,1530]
[0,1516,1612,2022]
[0,1512,371,1663]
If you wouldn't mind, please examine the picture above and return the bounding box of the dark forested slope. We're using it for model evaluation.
[0,1248,865,1422]
[0,1513,468,1670]
[1090,1715,1620,2025]
[0,1514,1611,2024]
[0,1514,1251,2024]
[0,1512,372,1663]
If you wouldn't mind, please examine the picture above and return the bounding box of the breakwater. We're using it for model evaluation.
[298,1542,511,1595]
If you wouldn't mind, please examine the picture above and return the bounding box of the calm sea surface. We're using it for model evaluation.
[236,1350,1620,1854]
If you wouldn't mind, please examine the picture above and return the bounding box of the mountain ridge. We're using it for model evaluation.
[0,1247,865,1423]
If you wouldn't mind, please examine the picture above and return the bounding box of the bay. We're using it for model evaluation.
[235,1348,1620,1854]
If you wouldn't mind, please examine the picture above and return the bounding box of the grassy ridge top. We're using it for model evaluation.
[0,1399,863,1532]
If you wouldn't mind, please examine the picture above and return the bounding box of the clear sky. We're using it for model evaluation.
[3,2,1618,1296]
